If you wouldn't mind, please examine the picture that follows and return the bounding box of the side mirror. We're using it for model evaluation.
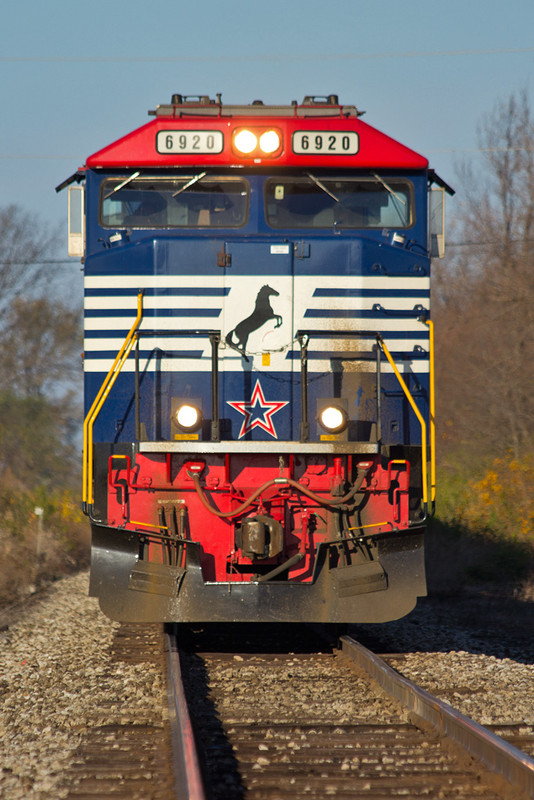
[68,185,85,257]
[429,187,445,258]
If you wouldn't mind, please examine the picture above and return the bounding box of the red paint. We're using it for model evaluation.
[86,115,428,170]
[105,453,411,584]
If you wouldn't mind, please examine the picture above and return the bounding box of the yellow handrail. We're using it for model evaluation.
[82,291,143,507]
[423,319,436,508]
[376,335,428,511]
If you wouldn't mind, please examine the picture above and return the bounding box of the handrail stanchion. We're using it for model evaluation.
[135,334,141,442]
[82,291,144,511]
[375,339,382,451]
[298,333,310,442]
[210,332,220,442]
[377,335,428,516]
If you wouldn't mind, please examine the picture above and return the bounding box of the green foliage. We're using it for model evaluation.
[437,456,534,545]
[428,458,534,595]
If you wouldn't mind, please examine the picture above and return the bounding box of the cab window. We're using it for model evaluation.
[100,175,249,228]
[265,176,413,229]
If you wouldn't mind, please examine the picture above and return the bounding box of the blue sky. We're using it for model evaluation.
[1,0,533,248]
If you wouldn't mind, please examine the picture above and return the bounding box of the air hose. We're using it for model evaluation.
[186,467,368,520]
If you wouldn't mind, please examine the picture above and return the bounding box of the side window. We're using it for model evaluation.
[429,187,445,258]
[68,185,85,256]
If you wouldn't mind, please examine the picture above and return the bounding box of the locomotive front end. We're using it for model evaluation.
[61,94,451,623]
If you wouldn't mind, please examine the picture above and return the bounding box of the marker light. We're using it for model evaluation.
[234,129,258,154]
[259,130,281,154]
[175,403,202,431]
[319,405,348,434]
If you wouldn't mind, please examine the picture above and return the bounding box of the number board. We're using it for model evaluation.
[156,130,224,154]
[292,131,359,155]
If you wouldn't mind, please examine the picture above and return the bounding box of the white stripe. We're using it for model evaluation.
[84,358,430,374]
[296,336,427,351]
[303,359,429,374]
[304,297,428,311]
[84,336,210,350]
[83,317,221,331]
[295,318,429,332]
[84,274,430,291]
[84,295,427,312]
[83,316,428,333]
[83,335,427,355]
[310,276,430,291]
[84,296,224,310]
[84,275,228,289]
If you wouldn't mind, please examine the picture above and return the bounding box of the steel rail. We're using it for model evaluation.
[165,631,207,800]
[341,635,534,799]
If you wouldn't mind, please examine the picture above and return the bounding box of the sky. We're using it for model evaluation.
[1,0,533,272]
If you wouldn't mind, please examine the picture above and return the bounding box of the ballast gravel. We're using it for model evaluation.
[0,572,166,800]
[355,594,534,730]
[0,572,532,799]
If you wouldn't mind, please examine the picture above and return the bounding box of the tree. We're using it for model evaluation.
[434,90,534,465]
[0,296,81,399]
[0,205,60,314]
[0,391,79,489]
[0,206,82,489]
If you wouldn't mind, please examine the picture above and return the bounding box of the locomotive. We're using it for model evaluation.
[58,93,451,623]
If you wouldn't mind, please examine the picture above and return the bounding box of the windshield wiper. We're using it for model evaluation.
[172,171,207,198]
[104,171,141,200]
[305,172,339,203]
[372,172,406,205]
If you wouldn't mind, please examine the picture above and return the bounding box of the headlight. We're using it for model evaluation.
[175,403,202,432]
[318,404,348,434]
[233,129,258,154]
[232,127,282,157]
[259,130,281,154]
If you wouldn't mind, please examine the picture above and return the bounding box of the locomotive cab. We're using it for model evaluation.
[59,94,452,623]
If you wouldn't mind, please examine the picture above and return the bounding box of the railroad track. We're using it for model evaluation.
[63,623,534,799]
[64,624,176,800]
[173,627,534,800]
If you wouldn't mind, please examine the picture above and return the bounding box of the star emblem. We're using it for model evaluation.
[227,380,289,439]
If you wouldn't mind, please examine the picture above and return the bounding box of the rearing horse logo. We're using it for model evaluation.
[226,285,283,361]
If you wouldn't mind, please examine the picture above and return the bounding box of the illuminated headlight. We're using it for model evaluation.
[175,403,202,432]
[259,130,280,154]
[318,405,348,434]
[234,129,258,154]
[233,127,282,157]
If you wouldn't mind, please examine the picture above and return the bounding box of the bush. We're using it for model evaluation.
[461,455,534,543]
[426,455,534,596]
[0,486,89,606]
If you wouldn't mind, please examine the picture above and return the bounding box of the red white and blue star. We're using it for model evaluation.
[227,380,289,439]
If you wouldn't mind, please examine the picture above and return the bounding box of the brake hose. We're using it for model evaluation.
[187,467,368,520]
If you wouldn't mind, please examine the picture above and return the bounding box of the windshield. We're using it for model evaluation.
[100,176,249,228]
[265,176,413,229]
